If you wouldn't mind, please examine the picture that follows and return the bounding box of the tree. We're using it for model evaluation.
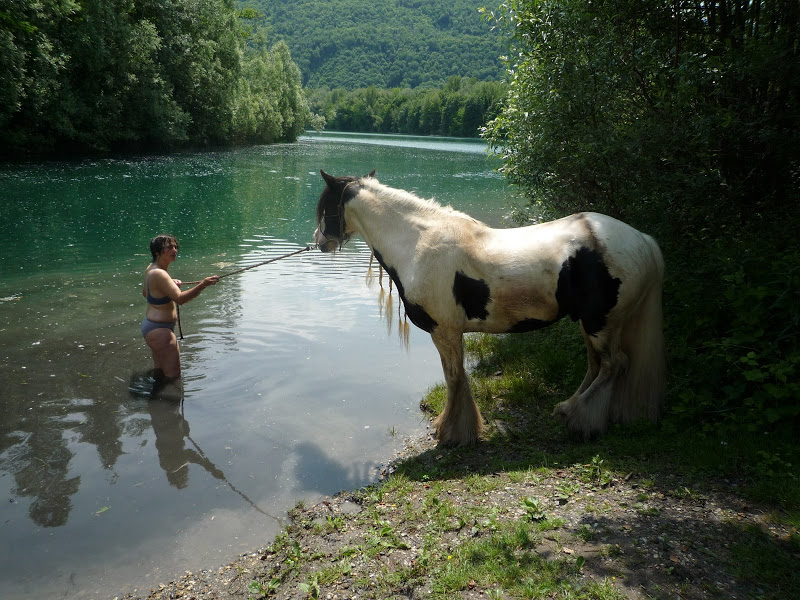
[268,40,310,141]
[244,0,504,88]
[159,0,242,145]
[307,80,505,136]
[484,0,800,227]
[0,0,309,157]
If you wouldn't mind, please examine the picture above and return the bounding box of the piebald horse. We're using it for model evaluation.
[314,170,665,446]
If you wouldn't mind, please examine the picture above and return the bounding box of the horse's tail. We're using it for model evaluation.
[612,235,666,424]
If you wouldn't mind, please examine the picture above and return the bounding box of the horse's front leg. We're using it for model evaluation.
[430,327,484,446]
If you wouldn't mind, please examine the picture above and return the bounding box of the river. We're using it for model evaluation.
[0,132,515,599]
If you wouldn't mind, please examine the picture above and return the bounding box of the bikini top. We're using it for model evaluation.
[146,273,171,306]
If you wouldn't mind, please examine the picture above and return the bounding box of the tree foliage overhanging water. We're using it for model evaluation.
[0,0,309,158]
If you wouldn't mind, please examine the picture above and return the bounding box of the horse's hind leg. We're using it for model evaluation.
[552,325,627,438]
[576,325,601,396]
[430,327,484,446]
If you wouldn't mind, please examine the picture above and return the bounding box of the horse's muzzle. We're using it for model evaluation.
[314,228,338,253]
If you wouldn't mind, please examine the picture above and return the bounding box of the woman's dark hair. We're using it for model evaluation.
[150,234,178,261]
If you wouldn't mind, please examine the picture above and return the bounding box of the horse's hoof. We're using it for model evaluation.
[551,401,570,422]
[434,432,478,447]
[552,400,598,440]
[435,438,459,448]
[433,425,478,447]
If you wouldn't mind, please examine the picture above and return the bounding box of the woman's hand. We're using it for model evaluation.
[203,275,220,288]
[173,279,183,287]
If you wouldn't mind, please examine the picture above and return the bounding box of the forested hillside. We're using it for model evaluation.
[240,0,504,88]
[307,78,505,137]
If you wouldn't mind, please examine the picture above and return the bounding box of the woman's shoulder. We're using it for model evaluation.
[145,266,173,289]
[145,265,169,279]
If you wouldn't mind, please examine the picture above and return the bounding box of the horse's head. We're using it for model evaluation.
[314,169,375,252]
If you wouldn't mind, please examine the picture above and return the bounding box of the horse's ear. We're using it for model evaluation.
[320,169,337,188]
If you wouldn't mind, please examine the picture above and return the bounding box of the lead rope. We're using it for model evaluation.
[177,305,185,340]
[177,244,316,339]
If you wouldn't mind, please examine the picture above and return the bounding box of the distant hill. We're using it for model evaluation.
[239,0,504,89]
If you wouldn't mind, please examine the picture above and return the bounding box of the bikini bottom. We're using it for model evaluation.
[142,317,176,338]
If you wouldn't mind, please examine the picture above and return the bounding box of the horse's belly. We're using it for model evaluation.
[459,281,561,334]
[435,251,562,334]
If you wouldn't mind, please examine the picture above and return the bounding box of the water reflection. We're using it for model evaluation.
[292,441,382,497]
[146,393,223,490]
[128,375,286,523]
[0,135,510,599]
[9,417,81,528]
[170,406,282,522]
[4,394,131,529]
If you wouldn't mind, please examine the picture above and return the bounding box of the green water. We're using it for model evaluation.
[0,133,514,599]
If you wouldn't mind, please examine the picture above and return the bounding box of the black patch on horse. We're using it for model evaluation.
[452,271,490,320]
[507,317,557,333]
[555,247,621,336]
[373,249,438,333]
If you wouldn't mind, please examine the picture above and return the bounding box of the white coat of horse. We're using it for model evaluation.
[314,170,665,446]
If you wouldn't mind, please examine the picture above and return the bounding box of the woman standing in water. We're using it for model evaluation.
[142,234,219,380]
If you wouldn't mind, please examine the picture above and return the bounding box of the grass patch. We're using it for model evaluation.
[421,325,800,511]
[438,521,624,600]
[399,323,799,598]
[727,523,800,600]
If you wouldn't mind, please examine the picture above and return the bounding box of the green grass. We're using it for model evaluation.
[432,520,624,600]
[727,523,800,600]
[398,324,800,598]
[419,324,800,510]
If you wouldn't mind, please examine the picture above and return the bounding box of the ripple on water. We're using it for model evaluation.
[0,136,508,600]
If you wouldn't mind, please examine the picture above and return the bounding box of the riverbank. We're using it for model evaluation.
[115,425,797,600]
[115,326,799,600]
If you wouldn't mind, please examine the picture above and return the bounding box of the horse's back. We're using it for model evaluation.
[456,212,661,334]
[548,212,663,312]
[480,212,644,274]
[510,212,653,250]
[514,212,661,281]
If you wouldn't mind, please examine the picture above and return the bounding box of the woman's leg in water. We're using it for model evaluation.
[145,327,181,379]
